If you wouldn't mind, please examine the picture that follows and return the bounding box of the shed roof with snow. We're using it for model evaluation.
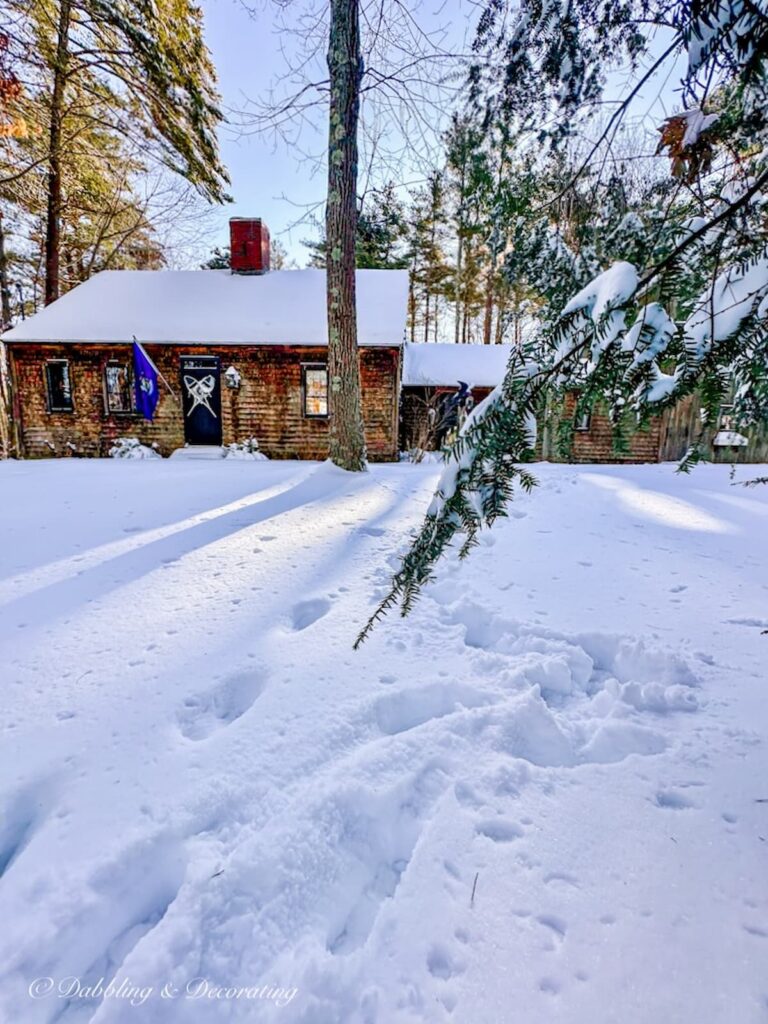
[402,342,513,388]
[2,268,409,348]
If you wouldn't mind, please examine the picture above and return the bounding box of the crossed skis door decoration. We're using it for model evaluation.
[183,374,218,419]
[180,357,223,445]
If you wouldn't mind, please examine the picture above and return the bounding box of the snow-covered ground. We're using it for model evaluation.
[0,458,766,1024]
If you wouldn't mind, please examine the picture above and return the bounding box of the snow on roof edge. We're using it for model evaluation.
[2,268,408,348]
[402,341,514,387]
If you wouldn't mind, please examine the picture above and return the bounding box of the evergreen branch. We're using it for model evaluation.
[637,168,768,293]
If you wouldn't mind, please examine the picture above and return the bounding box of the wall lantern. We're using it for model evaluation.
[224,365,242,391]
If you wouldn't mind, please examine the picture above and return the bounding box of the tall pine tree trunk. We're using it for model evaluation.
[494,292,506,345]
[0,213,12,456]
[325,0,366,471]
[0,212,12,329]
[453,159,466,346]
[482,262,495,345]
[454,230,463,345]
[44,0,72,306]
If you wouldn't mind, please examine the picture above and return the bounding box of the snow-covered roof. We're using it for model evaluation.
[402,341,514,387]
[2,269,408,347]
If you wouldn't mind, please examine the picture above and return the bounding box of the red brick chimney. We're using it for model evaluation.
[229,217,270,275]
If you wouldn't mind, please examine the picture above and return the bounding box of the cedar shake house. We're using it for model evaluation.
[400,343,509,452]
[400,342,768,463]
[400,341,664,461]
[5,216,765,464]
[2,218,406,461]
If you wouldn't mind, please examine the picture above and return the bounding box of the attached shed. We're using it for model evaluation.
[2,219,407,461]
[400,342,513,452]
[400,341,668,462]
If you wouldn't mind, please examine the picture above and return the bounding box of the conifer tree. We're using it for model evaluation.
[406,172,452,343]
[2,0,229,303]
[303,183,408,270]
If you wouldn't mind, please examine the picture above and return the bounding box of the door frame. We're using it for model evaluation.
[179,354,223,445]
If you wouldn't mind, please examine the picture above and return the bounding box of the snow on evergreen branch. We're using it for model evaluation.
[358,247,768,641]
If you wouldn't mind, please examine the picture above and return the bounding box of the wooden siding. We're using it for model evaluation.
[539,393,663,463]
[8,343,401,461]
[400,385,494,451]
[659,393,768,463]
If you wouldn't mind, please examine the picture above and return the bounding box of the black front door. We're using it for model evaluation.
[180,356,222,445]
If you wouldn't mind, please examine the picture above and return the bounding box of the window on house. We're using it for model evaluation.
[718,404,735,431]
[302,364,328,417]
[104,361,133,413]
[45,359,74,412]
[574,408,592,431]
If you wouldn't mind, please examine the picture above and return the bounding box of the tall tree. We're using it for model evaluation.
[444,115,481,343]
[43,0,71,303]
[3,0,229,304]
[1,70,173,305]
[407,172,451,342]
[325,0,366,471]
[355,184,408,269]
[243,0,466,465]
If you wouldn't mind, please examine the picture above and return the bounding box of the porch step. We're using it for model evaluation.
[169,446,225,460]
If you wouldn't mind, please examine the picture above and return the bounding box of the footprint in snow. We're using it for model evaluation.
[655,789,697,810]
[427,945,465,980]
[539,977,561,995]
[57,836,185,1002]
[544,871,580,889]
[359,525,386,537]
[290,597,332,631]
[475,819,524,843]
[327,765,447,957]
[177,669,267,740]
[374,682,489,736]
[538,914,567,939]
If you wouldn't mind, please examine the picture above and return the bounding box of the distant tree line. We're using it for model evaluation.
[301,113,672,349]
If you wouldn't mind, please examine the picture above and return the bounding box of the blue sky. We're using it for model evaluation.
[201,0,323,262]
[200,0,473,264]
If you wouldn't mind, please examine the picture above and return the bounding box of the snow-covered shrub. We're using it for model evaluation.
[108,437,161,459]
[223,438,268,461]
[402,448,443,464]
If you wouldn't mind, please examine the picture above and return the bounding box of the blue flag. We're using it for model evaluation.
[133,340,159,421]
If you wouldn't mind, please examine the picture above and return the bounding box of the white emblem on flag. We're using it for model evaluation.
[183,374,218,418]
